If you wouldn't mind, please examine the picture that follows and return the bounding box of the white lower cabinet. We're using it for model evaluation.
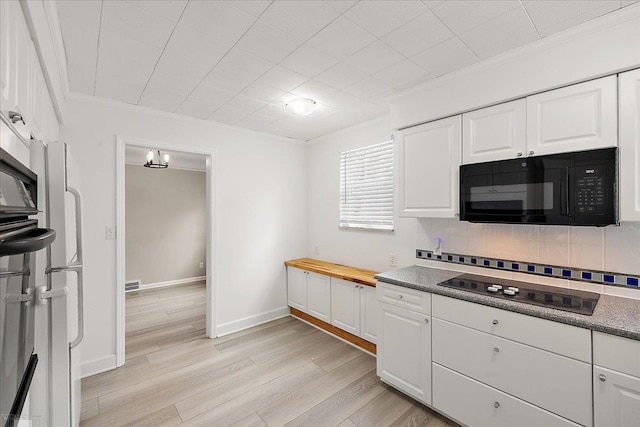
[433,364,581,427]
[377,302,431,405]
[359,285,377,344]
[432,317,591,426]
[306,272,331,322]
[593,332,640,427]
[594,367,640,427]
[287,267,308,312]
[287,267,331,320]
[330,278,377,344]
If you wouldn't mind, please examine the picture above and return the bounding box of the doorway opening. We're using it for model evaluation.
[115,137,216,366]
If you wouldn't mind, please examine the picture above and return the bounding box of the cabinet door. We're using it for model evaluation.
[397,115,462,218]
[526,75,617,156]
[330,278,360,336]
[0,1,32,140]
[377,302,431,405]
[619,69,640,222]
[594,366,640,427]
[29,45,45,141]
[306,272,330,322]
[359,285,377,344]
[463,99,527,164]
[287,267,307,312]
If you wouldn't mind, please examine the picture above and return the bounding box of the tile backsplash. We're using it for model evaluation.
[416,218,640,298]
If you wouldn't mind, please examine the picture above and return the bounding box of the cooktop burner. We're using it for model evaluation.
[437,274,600,315]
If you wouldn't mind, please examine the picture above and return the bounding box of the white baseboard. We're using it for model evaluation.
[128,276,206,292]
[215,307,291,337]
[81,354,117,378]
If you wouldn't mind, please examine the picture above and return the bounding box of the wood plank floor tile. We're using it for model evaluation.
[229,413,268,427]
[348,386,416,427]
[80,282,459,427]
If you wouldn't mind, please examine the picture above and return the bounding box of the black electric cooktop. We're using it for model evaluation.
[437,273,600,315]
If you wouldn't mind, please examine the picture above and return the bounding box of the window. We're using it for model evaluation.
[339,140,394,230]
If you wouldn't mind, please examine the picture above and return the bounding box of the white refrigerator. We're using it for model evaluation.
[30,140,84,426]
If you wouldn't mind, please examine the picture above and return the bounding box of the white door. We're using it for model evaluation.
[619,69,640,222]
[463,99,527,164]
[287,267,307,312]
[377,302,431,405]
[526,75,617,156]
[330,278,360,336]
[594,367,640,427]
[397,115,462,218]
[359,285,377,344]
[306,272,330,322]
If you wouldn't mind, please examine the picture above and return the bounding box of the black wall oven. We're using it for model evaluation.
[459,148,617,226]
[1,147,55,426]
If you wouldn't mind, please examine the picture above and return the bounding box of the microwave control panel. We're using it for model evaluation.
[575,166,606,213]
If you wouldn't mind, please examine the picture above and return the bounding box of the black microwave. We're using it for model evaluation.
[459,147,617,226]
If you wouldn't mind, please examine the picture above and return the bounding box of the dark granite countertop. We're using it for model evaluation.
[375,265,640,341]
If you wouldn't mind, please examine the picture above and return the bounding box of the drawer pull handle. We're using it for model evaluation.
[492,319,499,325]
[516,152,523,157]
[493,347,500,353]
[398,295,403,299]
[494,402,500,409]
[424,318,429,324]
[599,374,606,382]
[529,150,535,156]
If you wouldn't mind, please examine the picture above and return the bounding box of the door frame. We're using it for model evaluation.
[115,135,217,366]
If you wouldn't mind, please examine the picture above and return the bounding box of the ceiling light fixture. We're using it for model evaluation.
[286,98,317,116]
[144,149,169,169]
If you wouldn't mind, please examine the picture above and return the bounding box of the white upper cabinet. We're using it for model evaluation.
[463,99,527,164]
[397,115,462,218]
[619,68,640,222]
[526,75,617,156]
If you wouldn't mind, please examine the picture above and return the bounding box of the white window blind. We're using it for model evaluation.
[340,140,394,230]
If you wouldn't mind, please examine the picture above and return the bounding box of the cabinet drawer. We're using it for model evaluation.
[432,294,590,362]
[433,363,581,427]
[376,281,431,315]
[433,318,591,427]
[593,332,640,377]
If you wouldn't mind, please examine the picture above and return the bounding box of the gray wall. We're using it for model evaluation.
[125,164,206,285]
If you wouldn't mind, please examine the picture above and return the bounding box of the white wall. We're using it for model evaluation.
[306,117,417,272]
[61,97,307,372]
[125,165,206,286]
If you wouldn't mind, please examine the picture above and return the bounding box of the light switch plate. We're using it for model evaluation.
[105,226,116,240]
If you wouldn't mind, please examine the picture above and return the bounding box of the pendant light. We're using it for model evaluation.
[144,150,169,169]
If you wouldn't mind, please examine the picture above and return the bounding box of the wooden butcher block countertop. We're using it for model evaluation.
[285,258,379,287]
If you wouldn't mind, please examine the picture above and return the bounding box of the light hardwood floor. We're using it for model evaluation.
[80,282,458,427]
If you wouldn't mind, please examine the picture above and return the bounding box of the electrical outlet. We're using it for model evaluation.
[105,226,116,240]
[389,254,397,267]
[313,245,319,255]
[434,237,443,255]
[199,262,204,269]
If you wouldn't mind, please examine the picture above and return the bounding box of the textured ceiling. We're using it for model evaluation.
[57,0,635,141]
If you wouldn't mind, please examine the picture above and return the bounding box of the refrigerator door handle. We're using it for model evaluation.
[67,187,84,265]
[46,185,85,348]
[69,268,84,349]
[67,186,84,349]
